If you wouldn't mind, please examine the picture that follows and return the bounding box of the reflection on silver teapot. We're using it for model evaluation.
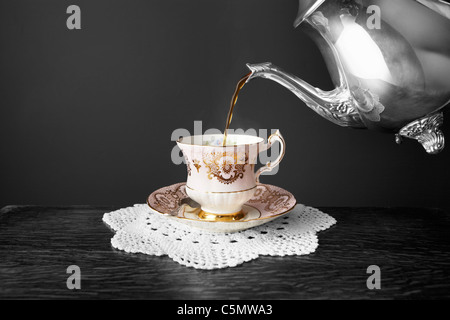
[247,0,450,154]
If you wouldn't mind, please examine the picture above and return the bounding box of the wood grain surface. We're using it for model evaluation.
[0,205,449,300]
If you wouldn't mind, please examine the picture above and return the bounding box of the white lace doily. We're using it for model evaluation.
[103,204,336,270]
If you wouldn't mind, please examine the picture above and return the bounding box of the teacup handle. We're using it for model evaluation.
[255,130,286,183]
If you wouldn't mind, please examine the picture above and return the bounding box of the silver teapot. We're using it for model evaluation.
[247,0,450,154]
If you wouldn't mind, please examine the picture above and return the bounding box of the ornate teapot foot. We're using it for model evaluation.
[396,113,445,155]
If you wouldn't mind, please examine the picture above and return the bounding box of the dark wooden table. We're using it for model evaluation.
[1,205,449,300]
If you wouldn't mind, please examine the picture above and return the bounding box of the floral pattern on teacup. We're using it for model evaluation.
[203,151,249,185]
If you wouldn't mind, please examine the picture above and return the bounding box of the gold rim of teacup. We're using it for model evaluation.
[176,134,265,148]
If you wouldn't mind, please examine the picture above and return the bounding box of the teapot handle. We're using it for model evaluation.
[255,130,286,183]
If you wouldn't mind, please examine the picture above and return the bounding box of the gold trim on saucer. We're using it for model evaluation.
[146,183,297,223]
[147,196,295,223]
[197,210,245,222]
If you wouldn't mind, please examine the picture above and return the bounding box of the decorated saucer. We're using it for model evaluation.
[147,183,297,233]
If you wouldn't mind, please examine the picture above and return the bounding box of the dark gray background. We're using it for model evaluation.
[0,0,449,209]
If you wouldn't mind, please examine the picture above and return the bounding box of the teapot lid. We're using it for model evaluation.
[294,0,325,27]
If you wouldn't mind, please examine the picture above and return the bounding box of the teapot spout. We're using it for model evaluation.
[246,62,364,128]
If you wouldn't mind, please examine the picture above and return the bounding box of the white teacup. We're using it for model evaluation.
[177,131,286,221]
